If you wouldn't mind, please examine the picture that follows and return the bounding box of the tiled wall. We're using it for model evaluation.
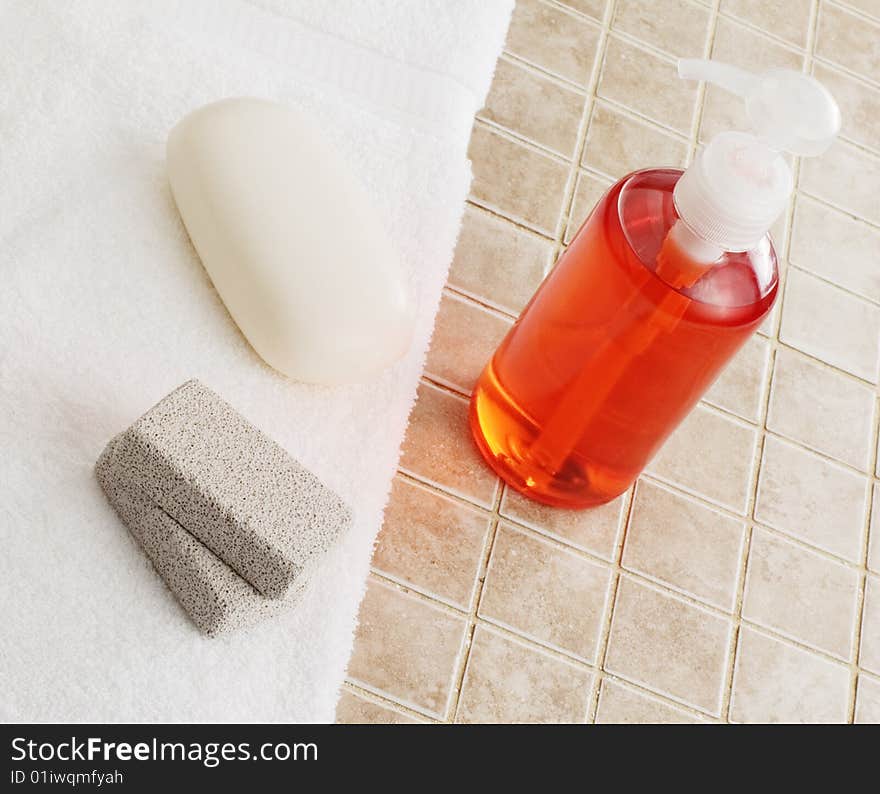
[337,0,880,724]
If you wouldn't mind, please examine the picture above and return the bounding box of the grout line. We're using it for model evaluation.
[848,395,880,718]
[472,116,570,166]
[585,483,635,722]
[443,282,521,318]
[588,84,695,141]
[721,0,817,721]
[826,0,880,26]
[716,9,810,52]
[798,186,880,232]
[687,0,720,160]
[591,96,692,143]
[472,612,601,670]
[787,259,880,310]
[366,570,468,619]
[445,482,506,723]
[439,284,514,323]
[463,198,557,243]
[811,52,880,101]
[475,116,574,163]
[763,341,879,393]
[338,681,439,724]
[494,49,591,95]
[545,0,605,23]
[550,0,615,260]
[500,50,588,94]
[597,673,721,723]
[708,0,762,719]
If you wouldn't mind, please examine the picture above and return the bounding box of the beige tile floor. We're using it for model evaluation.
[337,0,880,724]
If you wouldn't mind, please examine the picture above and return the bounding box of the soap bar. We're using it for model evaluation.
[167,97,415,384]
[96,380,352,631]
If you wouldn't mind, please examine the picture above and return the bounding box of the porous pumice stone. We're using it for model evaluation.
[97,437,292,636]
[95,379,352,635]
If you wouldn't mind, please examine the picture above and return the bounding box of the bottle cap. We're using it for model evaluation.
[673,59,840,253]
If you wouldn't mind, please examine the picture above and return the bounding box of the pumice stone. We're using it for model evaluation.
[95,380,352,635]
[166,97,415,384]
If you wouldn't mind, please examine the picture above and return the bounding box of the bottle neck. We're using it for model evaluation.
[655,219,723,290]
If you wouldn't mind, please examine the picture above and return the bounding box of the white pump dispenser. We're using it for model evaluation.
[673,59,840,255]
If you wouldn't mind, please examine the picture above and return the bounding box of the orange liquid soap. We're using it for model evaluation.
[469,168,778,508]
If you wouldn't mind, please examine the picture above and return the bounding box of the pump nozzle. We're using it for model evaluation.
[678,58,840,155]
[678,59,758,101]
[671,58,840,253]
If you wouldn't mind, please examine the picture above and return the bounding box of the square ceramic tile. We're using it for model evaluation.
[479,523,611,661]
[448,204,553,315]
[755,435,868,562]
[613,0,711,57]
[500,486,625,560]
[704,334,771,423]
[720,0,812,49]
[480,56,586,158]
[372,476,491,610]
[605,576,732,715]
[346,578,467,719]
[505,0,602,86]
[335,690,420,724]
[582,102,689,179]
[399,381,499,508]
[812,62,880,154]
[623,479,746,610]
[468,123,570,236]
[565,170,613,242]
[779,267,880,383]
[743,529,859,660]
[767,347,875,470]
[856,674,880,724]
[816,2,880,83]
[646,403,758,514]
[701,17,803,142]
[597,36,700,135]
[861,575,880,675]
[800,139,880,226]
[790,194,880,304]
[424,292,511,394]
[456,626,593,723]
[557,0,607,20]
[731,627,850,723]
[595,679,703,723]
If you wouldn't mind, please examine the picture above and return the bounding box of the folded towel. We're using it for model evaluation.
[0,0,512,721]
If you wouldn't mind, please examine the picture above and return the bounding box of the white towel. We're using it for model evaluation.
[0,0,511,722]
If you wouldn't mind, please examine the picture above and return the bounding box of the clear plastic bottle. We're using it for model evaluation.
[469,59,840,508]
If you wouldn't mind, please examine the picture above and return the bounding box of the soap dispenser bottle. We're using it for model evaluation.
[469,59,840,509]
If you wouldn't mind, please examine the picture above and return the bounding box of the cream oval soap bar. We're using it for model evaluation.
[167,97,414,384]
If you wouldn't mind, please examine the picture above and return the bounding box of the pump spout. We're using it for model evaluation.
[678,58,757,99]
[678,58,840,156]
